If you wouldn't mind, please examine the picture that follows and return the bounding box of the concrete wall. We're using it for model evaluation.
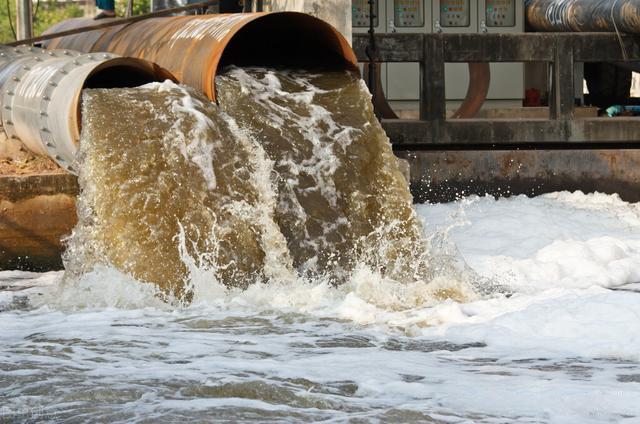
[0,174,78,270]
[396,149,640,203]
[264,0,352,44]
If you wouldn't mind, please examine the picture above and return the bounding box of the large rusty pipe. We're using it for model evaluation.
[526,0,640,33]
[0,46,172,173]
[42,12,358,102]
[451,63,491,119]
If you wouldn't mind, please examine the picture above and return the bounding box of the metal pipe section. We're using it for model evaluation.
[42,12,359,101]
[525,0,640,33]
[451,63,491,119]
[0,46,172,173]
[16,0,33,41]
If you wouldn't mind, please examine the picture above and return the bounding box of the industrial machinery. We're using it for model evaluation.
[352,0,524,114]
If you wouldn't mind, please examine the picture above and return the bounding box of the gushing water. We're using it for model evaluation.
[64,69,454,302]
[4,68,640,423]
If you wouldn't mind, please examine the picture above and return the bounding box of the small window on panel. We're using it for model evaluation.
[485,0,516,27]
[352,0,379,28]
[394,0,424,27]
[440,0,470,27]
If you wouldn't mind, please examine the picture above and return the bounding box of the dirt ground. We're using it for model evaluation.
[0,155,65,176]
[0,137,66,176]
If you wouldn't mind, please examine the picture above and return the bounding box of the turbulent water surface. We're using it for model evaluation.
[1,68,640,422]
[2,192,640,422]
[66,69,441,301]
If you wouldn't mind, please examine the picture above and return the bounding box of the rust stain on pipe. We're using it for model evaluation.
[44,12,359,102]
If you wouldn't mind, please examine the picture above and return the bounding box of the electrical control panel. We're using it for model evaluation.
[353,0,379,27]
[439,0,470,27]
[349,0,523,105]
[485,0,515,27]
[394,0,424,27]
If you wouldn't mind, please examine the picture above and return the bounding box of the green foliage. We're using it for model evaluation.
[0,0,16,42]
[33,2,83,35]
[115,0,150,16]
[0,0,151,44]
[0,0,83,43]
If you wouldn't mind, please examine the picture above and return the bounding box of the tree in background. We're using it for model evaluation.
[115,0,149,17]
[0,0,150,43]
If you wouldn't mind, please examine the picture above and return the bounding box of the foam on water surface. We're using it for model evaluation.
[2,192,640,422]
[2,65,640,421]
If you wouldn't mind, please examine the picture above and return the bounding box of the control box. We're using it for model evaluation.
[439,0,470,27]
[394,0,425,27]
[351,0,524,107]
[484,0,515,27]
[352,0,380,27]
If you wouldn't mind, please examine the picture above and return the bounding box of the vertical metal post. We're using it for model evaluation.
[420,35,446,122]
[550,37,574,120]
[16,0,33,41]
[366,0,377,100]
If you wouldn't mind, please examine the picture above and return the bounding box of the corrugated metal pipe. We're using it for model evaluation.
[0,46,172,173]
[42,12,358,101]
[525,0,640,32]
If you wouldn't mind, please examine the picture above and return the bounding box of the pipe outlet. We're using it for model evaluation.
[0,45,173,173]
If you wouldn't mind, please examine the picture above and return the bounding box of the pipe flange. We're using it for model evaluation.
[1,47,81,149]
[0,54,47,140]
[37,52,117,173]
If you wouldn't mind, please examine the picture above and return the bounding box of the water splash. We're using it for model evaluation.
[63,69,473,304]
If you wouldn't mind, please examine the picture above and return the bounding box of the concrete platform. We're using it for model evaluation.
[396,149,640,203]
[2,147,640,270]
[0,174,78,270]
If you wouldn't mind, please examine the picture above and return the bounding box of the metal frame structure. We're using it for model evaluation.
[353,32,640,147]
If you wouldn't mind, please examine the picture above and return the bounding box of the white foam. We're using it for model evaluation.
[141,80,218,190]
[3,191,640,422]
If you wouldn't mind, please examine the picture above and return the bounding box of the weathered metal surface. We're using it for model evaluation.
[353,32,640,122]
[525,0,640,33]
[352,33,640,63]
[353,33,490,119]
[396,149,640,203]
[0,46,172,173]
[43,18,127,52]
[0,47,170,268]
[8,1,222,47]
[44,12,358,101]
[0,174,78,270]
[352,33,424,62]
[382,118,640,146]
